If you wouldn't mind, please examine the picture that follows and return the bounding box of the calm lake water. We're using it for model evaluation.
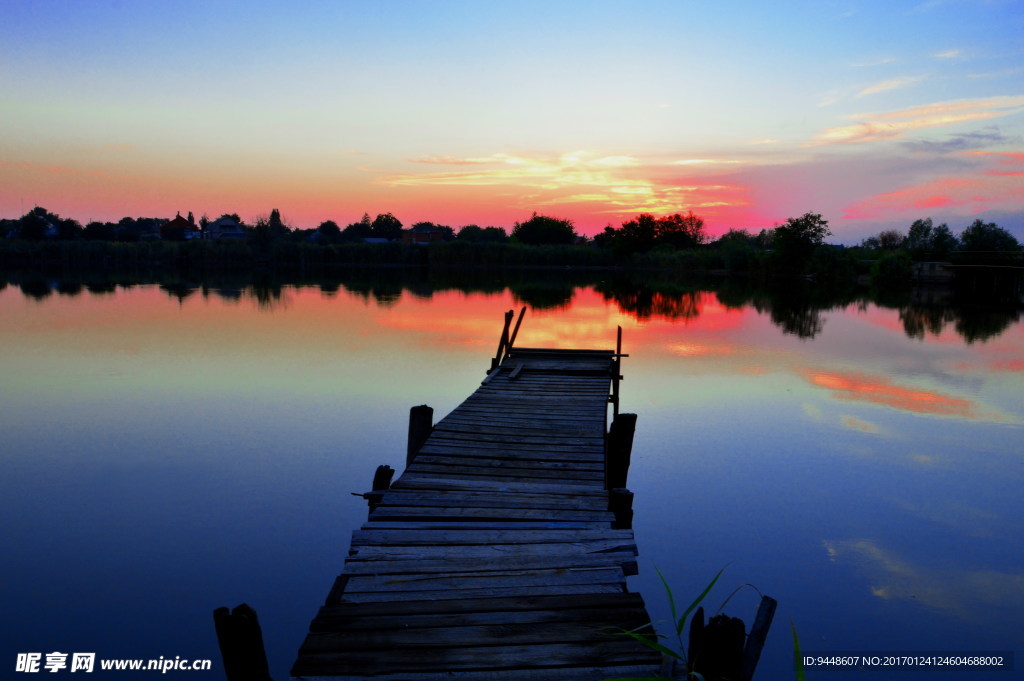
[1,273,1022,679]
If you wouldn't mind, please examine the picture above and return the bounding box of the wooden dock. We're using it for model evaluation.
[289,321,662,680]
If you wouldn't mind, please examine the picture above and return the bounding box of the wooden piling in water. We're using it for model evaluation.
[606,412,637,490]
[406,405,433,465]
[212,603,273,681]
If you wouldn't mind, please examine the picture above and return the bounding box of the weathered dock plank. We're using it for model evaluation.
[290,344,659,680]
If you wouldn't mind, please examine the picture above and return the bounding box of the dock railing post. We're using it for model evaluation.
[612,325,623,418]
[407,405,434,466]
[213,603,274,681]
[490,309,514,371]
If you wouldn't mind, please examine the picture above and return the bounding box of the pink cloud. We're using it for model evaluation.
[842,153,1024,220]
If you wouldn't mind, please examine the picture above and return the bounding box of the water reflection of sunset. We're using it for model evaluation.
[806,369,981,419]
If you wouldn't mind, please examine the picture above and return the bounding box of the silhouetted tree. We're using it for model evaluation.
[617,214,658,253]
[17,209,51,240]
[656,211,706,248]
[341,214,373,242]
[457,224,484,241]
[268,208,289,238]
[371,213,403,240]
[959,219,1020,252]
[511,212,577,245]
[56,218,83,240]
[772,212,831,269]
[930,223,958,256]
[481,226,508,242]
[317,220,341,243]
[877,229,906,250]
[905,218,933,254]
[83,221,116,241]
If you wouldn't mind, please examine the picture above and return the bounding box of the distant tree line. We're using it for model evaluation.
[3,206,1020,282]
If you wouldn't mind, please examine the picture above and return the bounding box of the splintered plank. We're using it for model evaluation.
[399,470,605,488]
[341,551,639,576]
[300,612,648,650]
[407,463,604,482]
[291,639,658,676]
[341,565,625,595]
[390,475,608,494]
[309,600,648,632]
[418,440,604,455]
[413,454,603,470]
[370,489,610,510]
[414,447,604,464]
[346,540,638,561]
[338,583,626,603]
[369,505,614,522]
[351,528,634,546]
[291,664,661,681]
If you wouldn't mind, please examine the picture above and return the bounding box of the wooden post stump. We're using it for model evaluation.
[407,405,433,465]
[605,413,637,490]
[609,488,634,530]
[213,603,273,681]
[364,464,394,511]
[686,595,778,681]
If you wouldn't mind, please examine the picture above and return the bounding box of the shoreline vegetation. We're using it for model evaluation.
[1,207,1021,284]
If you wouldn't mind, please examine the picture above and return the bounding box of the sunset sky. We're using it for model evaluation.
[2,0,1023,241]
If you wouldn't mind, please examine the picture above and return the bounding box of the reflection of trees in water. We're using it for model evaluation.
[248,282,289,311]
[56,281,83,296]
[3,267,1021,344]
[19,279,52,300]
[512,284,575,311]
[207,286,243,302]
[344,281,403,307]
[756,297,824,339]
[899,306,954,339]
[595,281,703,322]
[159,283,198,303]
[954,307,1019,344]
[898,300,1018,344]
[84,281,116,295]
[897,272,1022,344]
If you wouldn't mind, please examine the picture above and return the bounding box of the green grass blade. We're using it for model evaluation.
[677,568,724,636]
[791,620,805,681]
[609,627,683,661]
[656,567,680,634]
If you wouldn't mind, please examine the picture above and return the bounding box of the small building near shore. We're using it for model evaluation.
[402,224,446,244]
[204,216,247,240]
[911,261,953,283]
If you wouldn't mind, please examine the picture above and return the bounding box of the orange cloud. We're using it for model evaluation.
[805,369,982,418]
[408,155,498,165]
[377,151,751,219]
[668,342,737,357]
[813,96,1024,145]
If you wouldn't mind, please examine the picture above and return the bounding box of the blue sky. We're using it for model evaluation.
[2,0,1022,240]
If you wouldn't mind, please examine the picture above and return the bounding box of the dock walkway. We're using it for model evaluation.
[290,345,662,680]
